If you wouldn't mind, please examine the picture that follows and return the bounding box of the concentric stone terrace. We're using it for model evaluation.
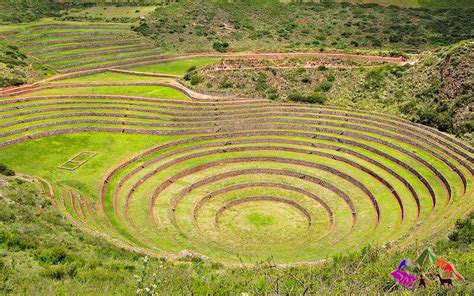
[1,73,472,263]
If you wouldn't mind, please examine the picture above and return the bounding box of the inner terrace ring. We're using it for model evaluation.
[216,196,312,227]
[213,196,316,247]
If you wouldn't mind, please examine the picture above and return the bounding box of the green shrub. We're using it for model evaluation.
[0,203,14,222]
[212,40,229,52]
[219,80,233,88]
[318,65,327,71]
[2,169,15,176]
[0,163,14,176]
[287,92,327,104]
[315,81,333,92]
[255,72,269,91]
[190,74,203,85]
[447,212,473,247]
[266,87,279,100]
[183,71,194,81]
[38,246,68,265]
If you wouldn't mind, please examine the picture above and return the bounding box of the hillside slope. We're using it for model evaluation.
[135,0,473,53]
[398,41,473,139]
[0,1,68,24]
[193,41,473,141]
[0,41,50,87]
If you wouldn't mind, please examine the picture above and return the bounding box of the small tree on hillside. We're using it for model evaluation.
[213,40,229,52]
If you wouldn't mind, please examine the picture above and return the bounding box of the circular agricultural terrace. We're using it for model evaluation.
[0,23,472,263]
[1,79,472,263]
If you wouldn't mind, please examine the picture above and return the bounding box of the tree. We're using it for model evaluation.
[213,40,229,52]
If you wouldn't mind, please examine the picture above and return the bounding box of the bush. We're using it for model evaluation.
[190,74,203,85]
[38,246,68,265]
[183,66,197,81]
[287,92,327,104]
[0,163,14,176]
[315,81,333,92]
[447,212,473,247]
[212,40,229,52]
[318,65,327,71]
[219,80,233,88]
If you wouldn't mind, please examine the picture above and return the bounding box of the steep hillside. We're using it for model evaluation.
[0,41,50,87]
[134,0,473,53]
[192,41,473,141]
[340,0,474,8]
[0,1,69,24]
[398,41,473,140]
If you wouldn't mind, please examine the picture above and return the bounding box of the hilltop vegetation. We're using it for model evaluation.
[0,0,158,24]
[193,41,473,141]
[339,0,474,8]
[0,1,68,24]
[135,0,473,53]
[0,176,472,294]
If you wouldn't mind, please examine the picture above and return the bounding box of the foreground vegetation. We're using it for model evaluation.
[0,176,471,294]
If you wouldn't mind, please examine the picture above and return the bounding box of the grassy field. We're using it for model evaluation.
[128,58,220,75]
[24,85,188,100]
[59,71,171,83]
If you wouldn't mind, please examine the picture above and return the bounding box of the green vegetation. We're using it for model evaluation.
[337,0,474,8]
[0,1,69,24]
[2,21,158,74]
[0,41,51,87]
[1,176,472,293]
[247,212,276,227]
[0,163,14,176]
[135,0,474,53]
[212,40,230,53]
[287,92,327,104]
[128,58,219,75]
[0,74,471,262]
[59,71,170,83]
[0,1,472,293]
[27,85,189,100]
[60,5,157,23]
[194,41,473,141]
